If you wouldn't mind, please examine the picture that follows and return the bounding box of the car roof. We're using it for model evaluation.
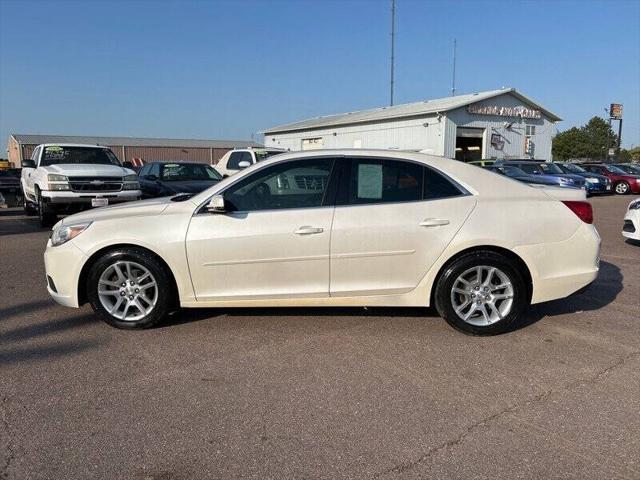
[38,143,110,148]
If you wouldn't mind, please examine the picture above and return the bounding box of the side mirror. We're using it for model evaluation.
[122,161,134,169]
[237,161,251,169]
[206,194,226,213]
[144,174,158,181]
[21,159,36,168]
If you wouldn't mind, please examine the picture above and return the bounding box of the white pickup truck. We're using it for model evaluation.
[21,144,141,227]
[214,147,286,177]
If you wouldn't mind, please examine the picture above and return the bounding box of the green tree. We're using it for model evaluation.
[552,116,618,160]
[628,146,640,161]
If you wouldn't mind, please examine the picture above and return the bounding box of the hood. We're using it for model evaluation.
[576,172,609,181]
[520,175,560,186]
[60,196,172,225]
[553,173,586,184]
[45,163,135,177]
[158,179,219,194]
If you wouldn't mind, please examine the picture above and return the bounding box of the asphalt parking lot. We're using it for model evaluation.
[1,195,639,480]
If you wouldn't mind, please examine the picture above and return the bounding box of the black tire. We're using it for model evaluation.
[36,187,57,227]
[22,189,37,216]
[434,251,528,335]
[86,248,175,329]
[614,181,630,195]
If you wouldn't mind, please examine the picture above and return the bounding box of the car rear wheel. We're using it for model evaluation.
[615,181,630,195]
[87,248,174,329]
[435,251,528,335]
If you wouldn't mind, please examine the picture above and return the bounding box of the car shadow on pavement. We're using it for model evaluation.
[159,306,439,329]
[0,299,57,323]
[0,312,99,343]
[0,210,44,236]
[514,260,623,331]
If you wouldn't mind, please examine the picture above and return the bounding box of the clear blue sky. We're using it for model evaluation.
[1,0,639,154]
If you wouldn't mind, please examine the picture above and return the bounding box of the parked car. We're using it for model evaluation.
[215,147,286,177]
[20,144,141,227]
[0,191,5,208]
[555,163,612,195]
[579,163,640,194]
[611,163,640,176]
[0,168,21,204]
[138,162,223,198]
[487,165,570,187]
[497,160,586,189]
[623,199,640,242]
[468,159,496,168]
[44,150,600,336]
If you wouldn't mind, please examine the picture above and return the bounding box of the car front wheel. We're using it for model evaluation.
[435,251,528,335]
[87,248,175,329]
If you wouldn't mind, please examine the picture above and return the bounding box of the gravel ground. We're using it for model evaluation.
[1,194,639,480]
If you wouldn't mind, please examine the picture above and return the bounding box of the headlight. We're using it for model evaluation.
[630,201,640,210]
[123,174,138,181]
[50,222,92,247]
[48,174,68,181]
[586,177,599,183]
[50,184,70,191]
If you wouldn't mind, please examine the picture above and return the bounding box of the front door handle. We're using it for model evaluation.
[419,218,450,227]
[294,226,324,235]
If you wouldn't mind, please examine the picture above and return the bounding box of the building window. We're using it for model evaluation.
[525,125,536,136]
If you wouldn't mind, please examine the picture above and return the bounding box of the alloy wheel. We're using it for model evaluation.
[97,261,158,321]
[616,182,629,194]
[450,265,514,326]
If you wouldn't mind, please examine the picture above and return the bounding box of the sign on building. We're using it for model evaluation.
[609,104,623,119]
[467,104,542,119]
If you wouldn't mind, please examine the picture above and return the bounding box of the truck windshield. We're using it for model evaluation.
[40,146,122,167]
[160,163,222,181]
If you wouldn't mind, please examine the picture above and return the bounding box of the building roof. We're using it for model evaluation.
[10,134,261,149]
[263,88,562,135]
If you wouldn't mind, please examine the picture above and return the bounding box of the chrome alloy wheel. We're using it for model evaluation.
[615,182,629,194]
[97,261,158,321]
[450,265,514,326]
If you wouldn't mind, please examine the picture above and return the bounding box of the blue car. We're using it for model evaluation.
[556,163,612,195]
[498,160,586,190]
[487,165,562,186]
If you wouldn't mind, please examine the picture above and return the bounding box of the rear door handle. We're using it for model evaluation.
[294,226,324,235]
[419,218,450,227]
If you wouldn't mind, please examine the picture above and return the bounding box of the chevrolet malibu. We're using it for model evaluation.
[44,150,600,335]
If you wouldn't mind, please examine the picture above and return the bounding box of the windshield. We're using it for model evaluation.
[501,166,528,177]
[160,163,222,181]
[606,165,627,174]
[614,164,640,174]
[537,163,563,174]
[561,163,586,173]
[40,146,121,167]
[254,150,284,162]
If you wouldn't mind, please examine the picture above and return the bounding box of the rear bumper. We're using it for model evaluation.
[514,222,601,304]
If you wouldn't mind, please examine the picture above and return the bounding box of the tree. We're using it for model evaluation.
[628,146,640,161]
[552,116,618,161]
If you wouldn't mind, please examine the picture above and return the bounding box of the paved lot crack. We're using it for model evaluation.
[373,350,640,478]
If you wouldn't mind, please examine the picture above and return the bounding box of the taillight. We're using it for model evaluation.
[562,201,593,224]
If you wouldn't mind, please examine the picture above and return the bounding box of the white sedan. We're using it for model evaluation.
[44,150,600,335]
[623,198,640,241]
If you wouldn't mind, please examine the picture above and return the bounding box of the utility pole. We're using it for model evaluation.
[390,0,395,106]
[451,38,457,96]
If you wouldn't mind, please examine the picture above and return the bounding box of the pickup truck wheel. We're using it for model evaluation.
[87,248,173,329]
[36,188,57,227]
[23,191,37,216]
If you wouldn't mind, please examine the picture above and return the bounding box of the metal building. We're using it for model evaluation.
[263,88,562,162]
[7,134,261,167]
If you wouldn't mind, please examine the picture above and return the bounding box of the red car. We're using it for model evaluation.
[581,164,640,195]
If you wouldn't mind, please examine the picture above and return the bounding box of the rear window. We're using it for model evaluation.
[40,146,121,167]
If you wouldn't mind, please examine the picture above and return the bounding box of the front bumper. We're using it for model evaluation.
[40,190,141,204]
[44,239,88,308]
[622,210,640,241]
[585,182,612,194]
